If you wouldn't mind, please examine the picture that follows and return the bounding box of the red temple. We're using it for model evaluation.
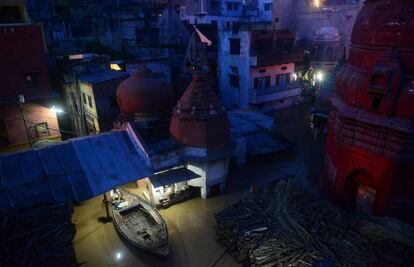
[170,70,230,154]
[323,0,414,224]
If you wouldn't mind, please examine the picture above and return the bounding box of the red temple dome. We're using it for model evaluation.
[116,65,174,115]
[323,0,414,225]
[335,0,414,120]
[169,71,230,153]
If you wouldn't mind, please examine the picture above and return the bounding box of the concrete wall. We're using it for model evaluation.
[0,102,61,151]
[79,82,100,133]
[0,24,52,101]
[187,158,229,198]
[219,29,299,111]
[221,0,243,17]
[218,30,251,109]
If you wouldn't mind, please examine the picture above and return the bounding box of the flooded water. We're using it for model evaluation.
[73,104,326,267]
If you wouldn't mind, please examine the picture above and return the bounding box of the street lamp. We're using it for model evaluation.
[50,105,64,114]
[316,71,324,82]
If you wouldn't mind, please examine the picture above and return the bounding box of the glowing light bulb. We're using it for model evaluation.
[50,105,64,114]
[316,71,323,82]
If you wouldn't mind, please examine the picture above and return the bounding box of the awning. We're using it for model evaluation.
[149,167,201,188]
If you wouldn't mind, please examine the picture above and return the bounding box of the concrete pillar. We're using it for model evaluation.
[201,185,210,199]
[220,181,226,193]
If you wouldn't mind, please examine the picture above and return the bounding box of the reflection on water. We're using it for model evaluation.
[73,104,325,267]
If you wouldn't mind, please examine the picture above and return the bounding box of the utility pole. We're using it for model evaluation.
[18,94,32,148]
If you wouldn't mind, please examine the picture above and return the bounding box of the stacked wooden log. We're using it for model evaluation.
[0,204,77,267]
[216,179,414,266]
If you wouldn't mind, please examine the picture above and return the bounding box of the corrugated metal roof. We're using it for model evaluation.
[0,131,153,208]
[78,70,128,84]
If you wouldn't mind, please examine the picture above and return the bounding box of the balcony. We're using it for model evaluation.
[250,48,304,67]
[249,82,301,104]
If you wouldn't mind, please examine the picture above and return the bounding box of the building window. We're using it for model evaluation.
[259,69,266,73]
[274,18,279,23]
[372,97,381,110]
[82,93,87,104]
[29,122,50,141]
[264,3,272,11]
[230,66,238,73]
[24,73,39,88]
[229,74,239,88]
[226,2,239,11]
[85,114,97,134]
[281,66,288,71]
[276,74,291,86]
[87,95,93,108]
[254,76,271,89]
[253,39,272,51]
[210,1,219,10]
[229,38,240,55]
[276,39,294,54]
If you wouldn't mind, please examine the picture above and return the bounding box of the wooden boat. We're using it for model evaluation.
[111,189,169,256]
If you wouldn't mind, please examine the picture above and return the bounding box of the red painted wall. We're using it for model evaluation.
[0,24,52,102]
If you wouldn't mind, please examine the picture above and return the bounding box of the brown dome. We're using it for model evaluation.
[116,65,174,115]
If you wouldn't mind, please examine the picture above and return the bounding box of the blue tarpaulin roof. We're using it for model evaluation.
[0,131,153,208]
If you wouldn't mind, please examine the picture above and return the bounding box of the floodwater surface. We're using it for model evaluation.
[73,104,325,267]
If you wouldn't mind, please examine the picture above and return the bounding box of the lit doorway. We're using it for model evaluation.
[344,171,376,215]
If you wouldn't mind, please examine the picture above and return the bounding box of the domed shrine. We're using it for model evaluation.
[169,66,231,198]
[170,69,230,153]
[323,0,414,224]
[310,26,341,72]
[114,60,232,201]
[116,64,174,138]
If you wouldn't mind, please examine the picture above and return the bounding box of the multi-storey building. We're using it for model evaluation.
[180,0,305,112]
[219,25,303,111]
[0,1,62,152]
[59,54,129,136]
[180,0,273,26]
[309,26,341,72]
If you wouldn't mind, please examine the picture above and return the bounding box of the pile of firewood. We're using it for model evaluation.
[0,204,77,267]
[216,179,414,266]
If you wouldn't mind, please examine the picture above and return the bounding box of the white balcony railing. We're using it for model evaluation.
[249,82,301,104]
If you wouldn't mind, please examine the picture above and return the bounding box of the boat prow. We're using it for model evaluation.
[111,189,169,257]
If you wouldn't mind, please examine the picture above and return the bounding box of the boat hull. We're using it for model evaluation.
[111,189,169,256]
